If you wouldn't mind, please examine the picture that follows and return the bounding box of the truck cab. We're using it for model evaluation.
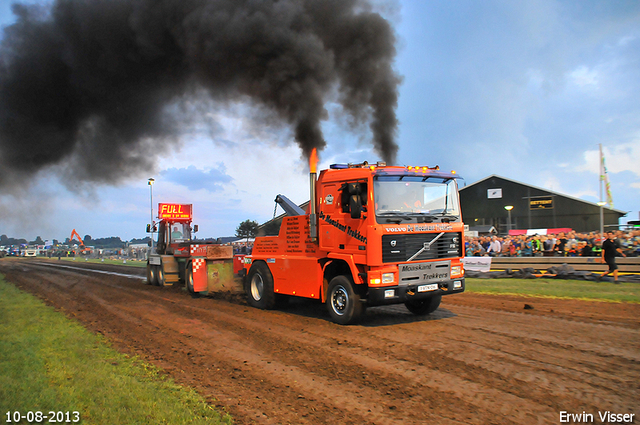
[156,219,194,255]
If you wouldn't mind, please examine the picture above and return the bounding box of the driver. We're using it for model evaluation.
[171,225,183,239]
[403,190,423,211]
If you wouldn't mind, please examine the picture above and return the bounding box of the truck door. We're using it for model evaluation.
[319,180,368,255]
[319,183,339,250]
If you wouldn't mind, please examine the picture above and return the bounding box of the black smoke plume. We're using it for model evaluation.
[0,0,400,188]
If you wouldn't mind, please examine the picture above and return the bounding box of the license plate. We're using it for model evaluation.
[399,260,451,285]
[418,284,438,292]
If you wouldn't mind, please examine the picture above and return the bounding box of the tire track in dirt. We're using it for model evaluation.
[1,259,638,424]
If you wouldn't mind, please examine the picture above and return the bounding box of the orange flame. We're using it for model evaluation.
[309,148,318,174]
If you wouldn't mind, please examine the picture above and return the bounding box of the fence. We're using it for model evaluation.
[488,256,640,273]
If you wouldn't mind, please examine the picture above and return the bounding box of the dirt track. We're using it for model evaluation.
[1,258,639,424]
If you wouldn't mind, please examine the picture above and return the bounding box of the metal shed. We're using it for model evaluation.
[459,175,626,234]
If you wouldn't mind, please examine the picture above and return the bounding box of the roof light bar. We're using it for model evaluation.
[407,165,440,172]
[330,160,386,169]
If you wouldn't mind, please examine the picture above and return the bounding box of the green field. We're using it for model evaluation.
[465,277,640,303]
[0,274,232,425]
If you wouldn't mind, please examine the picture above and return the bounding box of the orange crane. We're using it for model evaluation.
[69,229,83,245]
[69,229,91,255]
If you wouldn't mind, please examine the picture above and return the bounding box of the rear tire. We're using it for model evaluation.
[186,261,195,294]
[246,262,276,309]
[405,295,442,315]
[326,275,363,325]
[157,265,166,286]
[146,264,157,285]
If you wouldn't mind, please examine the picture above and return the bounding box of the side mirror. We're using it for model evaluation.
[349,195,362,219]
[193,224,199,233]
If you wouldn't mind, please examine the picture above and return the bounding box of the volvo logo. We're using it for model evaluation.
[390,240,397,247]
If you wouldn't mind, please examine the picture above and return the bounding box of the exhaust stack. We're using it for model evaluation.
[309,148,318,243]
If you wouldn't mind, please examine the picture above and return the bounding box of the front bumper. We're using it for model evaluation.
[366,278,465,306]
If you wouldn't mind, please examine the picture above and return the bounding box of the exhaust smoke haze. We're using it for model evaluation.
[0,0,401,190]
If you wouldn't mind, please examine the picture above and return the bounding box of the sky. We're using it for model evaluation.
[0,0,639,243]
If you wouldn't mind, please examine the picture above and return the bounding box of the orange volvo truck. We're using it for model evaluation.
[244,150,465,324]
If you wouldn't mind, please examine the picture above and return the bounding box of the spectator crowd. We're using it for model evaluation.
[465,230,640,258]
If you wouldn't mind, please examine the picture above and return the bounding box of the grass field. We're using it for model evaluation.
[465,277,640,303]
[0,274,232,425]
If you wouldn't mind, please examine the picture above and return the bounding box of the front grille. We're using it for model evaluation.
[382,232,462,263]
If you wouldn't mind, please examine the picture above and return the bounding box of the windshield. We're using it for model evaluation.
[374,176,460,222]
[169,222,190,242]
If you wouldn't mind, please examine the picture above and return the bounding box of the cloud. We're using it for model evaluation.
[568,189,598,200]
[160,165,232,192]
[542,176,563,193]
[568,66,599,88]
[576,140,640,177]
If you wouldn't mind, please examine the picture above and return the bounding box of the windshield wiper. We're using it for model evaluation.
[438,214,459,222]
[403,212,437,223]
[377,211,413,223]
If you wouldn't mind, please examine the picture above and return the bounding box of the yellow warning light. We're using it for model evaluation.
[422,166,428,172]
[451,170,456,174]
[407,166,413,170]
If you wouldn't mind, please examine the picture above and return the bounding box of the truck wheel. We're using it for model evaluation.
[326,275,363,325]
[405,295,442,315]
[246,262,276,309]
[185,261,195,294]
[157,266,166,286]
[146,264,157,285]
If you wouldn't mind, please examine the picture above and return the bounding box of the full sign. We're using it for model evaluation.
[158,203,192,220]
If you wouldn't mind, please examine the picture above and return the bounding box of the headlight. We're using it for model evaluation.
[382,272,395,284]
[451,265,463,276]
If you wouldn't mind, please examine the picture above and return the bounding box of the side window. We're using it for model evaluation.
[340,181,368,215]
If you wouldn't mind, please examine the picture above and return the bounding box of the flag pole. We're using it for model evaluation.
[599,144,604,238]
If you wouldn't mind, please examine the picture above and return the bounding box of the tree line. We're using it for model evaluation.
[3,218,276,249]
[0,234,151,248]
